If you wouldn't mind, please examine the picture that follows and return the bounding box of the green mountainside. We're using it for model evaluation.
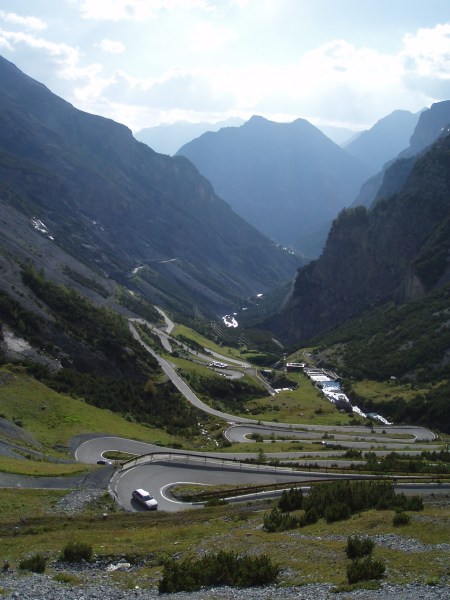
[0,53,449,451]
[0,55,299,323]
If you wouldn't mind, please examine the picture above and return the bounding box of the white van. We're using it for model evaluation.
[132,488,158,510]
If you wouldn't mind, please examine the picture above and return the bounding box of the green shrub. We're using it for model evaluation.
[263,507,297,532]
[298,507,318,527]
[393,511,411,526]
[158,550,279,593]
[346,536,375,559]
[324,502,351,523]
[347,556,385,584]
[278,487,303,512]
[61,541,93,563]
[19,553,46,573]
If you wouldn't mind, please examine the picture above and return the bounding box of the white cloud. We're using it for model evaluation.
[401,23,450,79]
[0,10,47,31]
[0,29,112,104]
[98,38,126,54]
[0,30,80,69]
[3,6,450,132]
[78,0,213,21]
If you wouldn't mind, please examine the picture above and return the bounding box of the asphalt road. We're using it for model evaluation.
[1,316,443,513]
[110,455,380,512]
[129,322,437,444]
[109,321,443,511]
[225,424,440,450]
[73,435,449,514]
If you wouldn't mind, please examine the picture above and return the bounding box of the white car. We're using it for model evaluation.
[132,488,158,510]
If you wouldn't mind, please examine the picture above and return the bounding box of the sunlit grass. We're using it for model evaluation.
[172,324,244,361]
[0,457,90,476]
[0,488,448,587]
[0,366,186,457]
[352,379,434,404]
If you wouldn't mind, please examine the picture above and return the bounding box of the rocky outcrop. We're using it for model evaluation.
[353,101,450,208]
[275,133,450,343]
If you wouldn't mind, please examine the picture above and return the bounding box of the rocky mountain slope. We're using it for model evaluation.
[344,109,420,176]
[274,131,450,344]
[177,115,370,257]
[0,56,299,321]
[354,101,450,208]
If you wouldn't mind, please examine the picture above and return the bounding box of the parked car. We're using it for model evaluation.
[132,488,158,510]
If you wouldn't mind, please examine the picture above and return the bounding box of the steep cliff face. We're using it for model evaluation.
[353,101,450,209]
[276,133,450,343]
[344,109,419,176]
[407,100,450,154]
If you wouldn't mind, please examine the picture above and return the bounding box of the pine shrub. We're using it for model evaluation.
[346,536,375,559]
[347,556,385,584]
[263,507,298,532]
[393,511,411,526]
[298,507,318,527]
[158,550,279,593]
[278,487,303,512]
[324,502,351,523]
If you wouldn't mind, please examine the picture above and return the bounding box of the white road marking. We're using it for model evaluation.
[160,481,212,504]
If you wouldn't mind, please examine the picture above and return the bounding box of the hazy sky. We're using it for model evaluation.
[1,0,450,133]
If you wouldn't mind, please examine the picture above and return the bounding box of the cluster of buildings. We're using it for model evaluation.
[302,366,352,412]
[286,362,391,425]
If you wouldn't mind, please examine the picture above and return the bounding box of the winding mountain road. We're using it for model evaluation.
[71,319,441,512]
[1,312,442,511]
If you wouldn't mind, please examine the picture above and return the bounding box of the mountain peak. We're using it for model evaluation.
[177,113,369,256]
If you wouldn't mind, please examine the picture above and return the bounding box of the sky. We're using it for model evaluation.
[1,0,450,133]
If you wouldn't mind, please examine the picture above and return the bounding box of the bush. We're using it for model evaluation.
[278,487,303,512]
[19,553,46,573]
[347,556,385,584]
[393,511,411,526]
[324,502,351,523]
[298,507,318,527]
[61,541,93,563]
[346,536,375,559]
[158,550,279,593]
[263,507,298,532]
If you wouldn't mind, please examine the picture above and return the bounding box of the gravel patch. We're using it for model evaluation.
[286,532,450,554]
[51,488,107,515]
[374,533,450,553]
[0,573,449,600]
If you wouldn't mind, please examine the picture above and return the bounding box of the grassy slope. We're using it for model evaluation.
[352,379,433,403]
[0,339,448,590]
[0,365,184,475]
[0,490,448,589]
[173,324,244,360]
[167,357,358,427]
